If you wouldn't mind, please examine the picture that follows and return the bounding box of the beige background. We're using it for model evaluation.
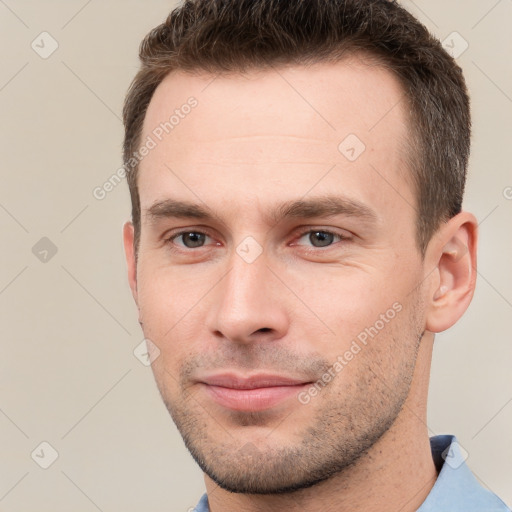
[0,0,511,510]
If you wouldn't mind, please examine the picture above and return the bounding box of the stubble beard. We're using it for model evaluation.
[154,301,425,494]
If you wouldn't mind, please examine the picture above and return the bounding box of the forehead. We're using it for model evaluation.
[138,57,415,225]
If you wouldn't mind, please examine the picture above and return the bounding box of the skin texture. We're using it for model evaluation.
[123,57,478,512]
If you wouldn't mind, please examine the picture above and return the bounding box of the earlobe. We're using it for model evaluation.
[425,212,478,333]
[122,221,138,306]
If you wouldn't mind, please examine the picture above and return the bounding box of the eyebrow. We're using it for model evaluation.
[145,195,378,226]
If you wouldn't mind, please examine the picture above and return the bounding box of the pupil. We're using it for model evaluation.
[183,232,205,248]
[310,231,333,247]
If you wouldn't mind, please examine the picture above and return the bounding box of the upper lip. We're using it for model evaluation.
[198,373,311,390]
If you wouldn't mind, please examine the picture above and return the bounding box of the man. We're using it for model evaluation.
[121,0,510,510]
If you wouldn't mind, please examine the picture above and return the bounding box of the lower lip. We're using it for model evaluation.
[200,383,309,412]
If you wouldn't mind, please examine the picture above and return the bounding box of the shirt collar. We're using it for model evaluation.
[417,434,509,511]
[193,435,510,512]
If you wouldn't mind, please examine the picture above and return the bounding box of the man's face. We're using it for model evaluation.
[127,58,430,493]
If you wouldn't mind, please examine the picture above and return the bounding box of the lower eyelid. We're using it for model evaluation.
[166,229,347,251]
[295,231,346,245]
[167,232,213,247]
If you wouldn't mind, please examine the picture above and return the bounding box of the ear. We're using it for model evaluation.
[122,221,138,307]
[424,211,478,333]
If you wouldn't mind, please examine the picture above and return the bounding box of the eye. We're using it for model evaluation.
[171,231,212,248]
[296,230,346,248]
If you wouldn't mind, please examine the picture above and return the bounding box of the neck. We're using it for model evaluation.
[204,333,438,512]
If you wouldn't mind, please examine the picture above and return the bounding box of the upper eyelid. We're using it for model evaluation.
[168,230,215,245]
[293,229,348,248]
[164,226,216,241]
[165,227,349,248]
[295,227,347,237]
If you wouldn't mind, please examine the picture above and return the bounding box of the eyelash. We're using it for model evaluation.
[164,228,349,252]
[294,228,348,249]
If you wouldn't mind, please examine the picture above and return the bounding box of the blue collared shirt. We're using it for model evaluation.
[193,435,510,511]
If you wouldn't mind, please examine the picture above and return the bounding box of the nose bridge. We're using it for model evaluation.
[226,252,266,307]
[208,248,288,343]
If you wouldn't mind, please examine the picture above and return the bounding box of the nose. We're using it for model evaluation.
[205,250,289,345]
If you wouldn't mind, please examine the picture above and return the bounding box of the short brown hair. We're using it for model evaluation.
[123,0,470,256]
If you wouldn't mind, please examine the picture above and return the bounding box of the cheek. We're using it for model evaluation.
[136,265,210,361]
[328,300,420,401]
[288,262,423,378]
[289,267,400,344]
